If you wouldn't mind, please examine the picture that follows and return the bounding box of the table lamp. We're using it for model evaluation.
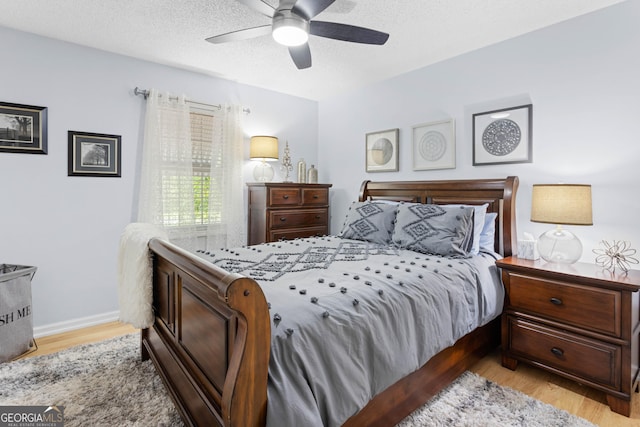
[530,184,593,264]
[250,136,278,181]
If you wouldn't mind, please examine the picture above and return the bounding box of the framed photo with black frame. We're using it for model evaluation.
[365,128,399,172]
[412,119,455,171]
[68,131,121,177]
[472,104,532,165]
[0,102,48,154]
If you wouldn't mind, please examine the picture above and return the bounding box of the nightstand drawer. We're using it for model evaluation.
[269,209,328,229]
[508,273,621,337]
[508,317,621,390]
[268,188,301,206]
[302,188,328,205]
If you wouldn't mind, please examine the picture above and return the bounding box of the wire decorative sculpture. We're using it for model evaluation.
[593,240,639,273]
[281,141,293,182]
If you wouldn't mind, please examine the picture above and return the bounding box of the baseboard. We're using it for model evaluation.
[34,311,120,338]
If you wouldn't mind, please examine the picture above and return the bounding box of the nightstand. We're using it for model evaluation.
[497,256,640,416]
[247,183,332,245]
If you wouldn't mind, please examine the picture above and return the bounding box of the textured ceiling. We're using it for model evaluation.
[0,0,625,100]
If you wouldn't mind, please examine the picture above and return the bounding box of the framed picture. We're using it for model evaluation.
[68,131,121,177]
[412,119,455,171]
[0,102,47,154]
[365,128,399,172]
[472,104,532,165]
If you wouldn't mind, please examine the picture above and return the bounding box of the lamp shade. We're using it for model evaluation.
[250,136,279,161]
[531,184,593,226]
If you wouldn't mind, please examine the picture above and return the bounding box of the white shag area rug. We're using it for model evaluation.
[0,334,596,427]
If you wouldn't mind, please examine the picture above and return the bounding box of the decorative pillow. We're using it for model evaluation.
[338,201,397,244]
[392,203,475,257]
[480,212,498,252]
[445,203,489,255]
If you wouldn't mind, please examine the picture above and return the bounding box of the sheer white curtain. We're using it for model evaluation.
[137,89,198,250]
[137,89,246,251]
[207,105,246,250]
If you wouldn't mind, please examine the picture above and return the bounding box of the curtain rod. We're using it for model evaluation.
[133,87,250,114]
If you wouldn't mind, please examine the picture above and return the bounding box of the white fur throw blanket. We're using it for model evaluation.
[117,223,169,328]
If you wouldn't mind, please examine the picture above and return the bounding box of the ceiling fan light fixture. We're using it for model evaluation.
[272,13,309,47]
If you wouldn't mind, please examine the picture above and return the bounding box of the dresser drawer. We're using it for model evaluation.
[269,209,328,229]
[507,273,621,337]
[268,188,301,207]
[270,227,327,242]
[507,317,621,390]
[302,188,328,205]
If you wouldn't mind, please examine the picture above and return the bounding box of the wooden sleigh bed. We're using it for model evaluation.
[141,176,519,427]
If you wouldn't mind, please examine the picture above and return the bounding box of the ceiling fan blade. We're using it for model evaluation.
[292,0,336,21]
[237,0,275,18]
[289,44,312,69]
[310,21,389,45]
[206,25,272,44]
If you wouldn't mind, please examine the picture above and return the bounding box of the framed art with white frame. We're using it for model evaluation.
[472,104,532,165]
[412,119,455,171]
[365,128,399,172]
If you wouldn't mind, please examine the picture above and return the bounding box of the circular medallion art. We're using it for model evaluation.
[482,119,521,156]
[370,138,393,165]
[418,131,447,161]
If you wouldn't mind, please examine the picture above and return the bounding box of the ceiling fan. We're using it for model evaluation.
[206,0,389,69]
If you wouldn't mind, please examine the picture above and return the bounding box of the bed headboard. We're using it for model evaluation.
[358,176,519,257]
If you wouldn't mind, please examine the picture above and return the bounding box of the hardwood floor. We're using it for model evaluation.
[18,321,137,359]
[470,350,640,427]
[16,321,639,426]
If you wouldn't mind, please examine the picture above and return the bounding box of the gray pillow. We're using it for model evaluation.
[445,203,488,255]
[338,201,397,244]
[392,203,475,257]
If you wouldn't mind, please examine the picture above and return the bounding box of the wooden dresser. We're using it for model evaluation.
[247,183,332,245]
[497,256,640,416]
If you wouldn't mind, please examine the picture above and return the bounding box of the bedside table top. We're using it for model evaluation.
[496,256,640,292]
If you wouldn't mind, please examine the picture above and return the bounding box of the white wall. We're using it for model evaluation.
[0,27,318,330]
[2,1,638,332]
[319,1,640,265]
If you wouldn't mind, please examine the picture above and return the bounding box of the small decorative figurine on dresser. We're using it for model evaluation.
[297,158,306,183]
[307,164,318,183]
[593,240,639,273]
[281,141,293,182]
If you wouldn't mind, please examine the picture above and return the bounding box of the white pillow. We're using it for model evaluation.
[480,212,498,252]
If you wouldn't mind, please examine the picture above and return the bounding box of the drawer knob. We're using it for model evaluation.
[280,217,287,222]
[315,215,321,219]
[550,347,564,357]
[282,195,289,199]
[313,195,319,199]
[549,297,563,305]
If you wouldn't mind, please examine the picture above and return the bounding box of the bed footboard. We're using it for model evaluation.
[142,239,270,427]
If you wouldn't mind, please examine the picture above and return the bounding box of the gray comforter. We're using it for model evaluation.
[200,236,503,427]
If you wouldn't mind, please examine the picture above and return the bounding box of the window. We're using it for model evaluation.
[157,105,217,230]
[190,107,215,226]
[138,91,246,250]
